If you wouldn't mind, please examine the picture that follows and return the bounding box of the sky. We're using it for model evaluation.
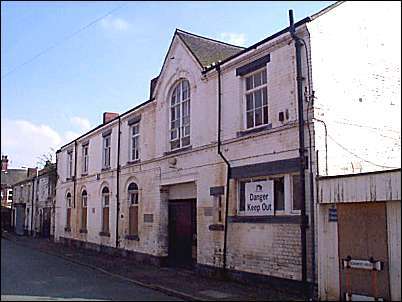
[1,1,335,169]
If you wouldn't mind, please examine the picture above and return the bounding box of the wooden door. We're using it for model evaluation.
[168,200,196,267]
[338,203,390,300]
[41,207,51,238]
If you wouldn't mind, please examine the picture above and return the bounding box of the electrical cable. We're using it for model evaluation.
[2,3,127,79]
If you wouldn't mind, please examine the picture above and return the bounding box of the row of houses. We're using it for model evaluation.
[9,2,401,301]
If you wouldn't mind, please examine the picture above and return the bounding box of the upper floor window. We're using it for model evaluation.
[67,151,73,178]
[170,79,190,150]
[244,69,268,129]
[82,144,89,174]
[102,135,111,169]
[130,124,140,161]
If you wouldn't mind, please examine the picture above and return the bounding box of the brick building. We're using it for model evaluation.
[54,1,400,299]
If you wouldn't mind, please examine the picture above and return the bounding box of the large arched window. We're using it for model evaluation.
[128,182,139,237]
[170,79,190,150]
[65,192,72,231]
[81,190,88,232]
[101,187,110,234]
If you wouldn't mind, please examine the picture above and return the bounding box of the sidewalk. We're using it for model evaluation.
[2,231,304,301]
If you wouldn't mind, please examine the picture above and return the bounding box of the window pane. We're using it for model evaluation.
[182,136,190,146]
[262,87,268,105]
[171,129,178,140]
[274,178,285,211]
[171,107,175,121]
[255,108,262,126]
[254,90,262,108]
[246,111,254,129]
[262,70,267,84]
[171,140,180,150]
[254,72,262,87]
[263,107,269,124]
[246,94,253,110]
[239,181,246,211]
[246,76,253,90]
[176,85,181,102]
[293,175,302,210]
[176,106,181,119]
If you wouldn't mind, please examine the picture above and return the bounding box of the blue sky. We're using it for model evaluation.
[1,1,335,168]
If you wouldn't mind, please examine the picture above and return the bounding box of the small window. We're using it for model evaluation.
[103,136,111,169]
[67,151,73,178]
[82,145,89,174]
[244,69,268,129]
[128,182,139,236]
[101,187,110,233]
[130,124,140,161]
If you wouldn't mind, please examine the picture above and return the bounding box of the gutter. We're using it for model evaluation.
[116,116,121,248]
[289,9,308,295]
[216,65,231,271]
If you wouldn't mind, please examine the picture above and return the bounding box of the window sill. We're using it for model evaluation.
[164,145,192,156]
[126,159,141,166]
[66,177,75,182]
[236,124,272,138]
[64,226,71,232]
[81,173,88,177]
[99,231,110,237]
[101,167,111,172]
[125,235,140,241]
[208,224,224,231]
[228,215,305,224]
[79,229,88,234]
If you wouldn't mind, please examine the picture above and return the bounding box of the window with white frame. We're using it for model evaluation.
[102,135,111,169]
[81,190,88,230]
[244,68,268,129]
[67,151,73,178]
[170,79,190,150]
[101,186,110,233]
[130,124,140,161]
[127,182,139,236]
[237,174,301,215]
[66,192,72,229]
[82,144,89,174]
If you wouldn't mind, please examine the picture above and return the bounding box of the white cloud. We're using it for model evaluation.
[70,116,91,132]
[1,117,91,168]
[100,16,130,31]
[219,32,247,47]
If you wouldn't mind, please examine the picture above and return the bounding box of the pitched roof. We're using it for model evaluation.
[1,169,27,187]
[176,29,244,68]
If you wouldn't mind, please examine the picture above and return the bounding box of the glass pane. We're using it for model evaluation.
[262,87,268,105]
[176,106,181,119]
[254,72,262,87]
[246,94,253,110]
[182,136,190,146]
[262,70,267,84]
[171,140,180,150]
[293,175,302,210]
[254,90,262,108]
[171,129,178,140]
[246,111,254,129]
[171,107,175,121]
[184,125,190,136]
[274,178,285,211]
[171,90,176,105]
[246,76,253,90]
[255,108,262,126]
[263,107,269,124]
[176,85,181,102]
[239,181,246,211]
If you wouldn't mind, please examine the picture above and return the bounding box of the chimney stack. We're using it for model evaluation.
[27,167,38,178]
[1,155,8,171]
[103,112,119,124]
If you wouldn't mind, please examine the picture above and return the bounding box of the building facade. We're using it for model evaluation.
[54,1,400,299]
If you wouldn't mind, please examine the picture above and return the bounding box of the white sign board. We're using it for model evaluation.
[245,180,274,216]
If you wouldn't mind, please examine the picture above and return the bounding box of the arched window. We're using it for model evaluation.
[81,190,88,231]
[170,79,190,150]
[101,187,110,234]
[128,182,139,237]
[65,192,72,231]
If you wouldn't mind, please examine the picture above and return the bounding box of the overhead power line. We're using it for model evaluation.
[1,3,127,79]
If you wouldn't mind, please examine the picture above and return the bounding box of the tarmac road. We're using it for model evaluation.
[1,239,181,301]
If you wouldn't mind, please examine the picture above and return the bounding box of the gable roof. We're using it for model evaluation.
[1,169,27,187]
[176,29,245,68]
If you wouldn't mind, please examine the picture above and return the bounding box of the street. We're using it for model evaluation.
[1,239,181,301]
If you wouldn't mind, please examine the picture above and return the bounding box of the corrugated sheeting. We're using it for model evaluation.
[318,169,401,204]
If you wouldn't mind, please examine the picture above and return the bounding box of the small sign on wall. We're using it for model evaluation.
[245,180,274,216]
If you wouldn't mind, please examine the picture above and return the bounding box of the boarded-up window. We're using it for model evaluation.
[81,190,87,230]
[274,177,285,211]
[292,175,302,211]
[128,182,139,236]
[102,187,109,233]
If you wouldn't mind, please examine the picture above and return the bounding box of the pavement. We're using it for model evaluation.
[1,231,304,301]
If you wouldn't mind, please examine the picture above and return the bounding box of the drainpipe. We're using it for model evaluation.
[31,177,35,236]
[116,116,121,248]
[289,9,308,295]
[216,65,231,272]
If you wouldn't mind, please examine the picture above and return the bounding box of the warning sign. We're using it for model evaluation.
[245,180,274,216]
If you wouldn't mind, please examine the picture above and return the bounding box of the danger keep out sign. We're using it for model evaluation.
[245,180,274,216]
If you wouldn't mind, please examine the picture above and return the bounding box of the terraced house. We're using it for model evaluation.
[54,2,401,299]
